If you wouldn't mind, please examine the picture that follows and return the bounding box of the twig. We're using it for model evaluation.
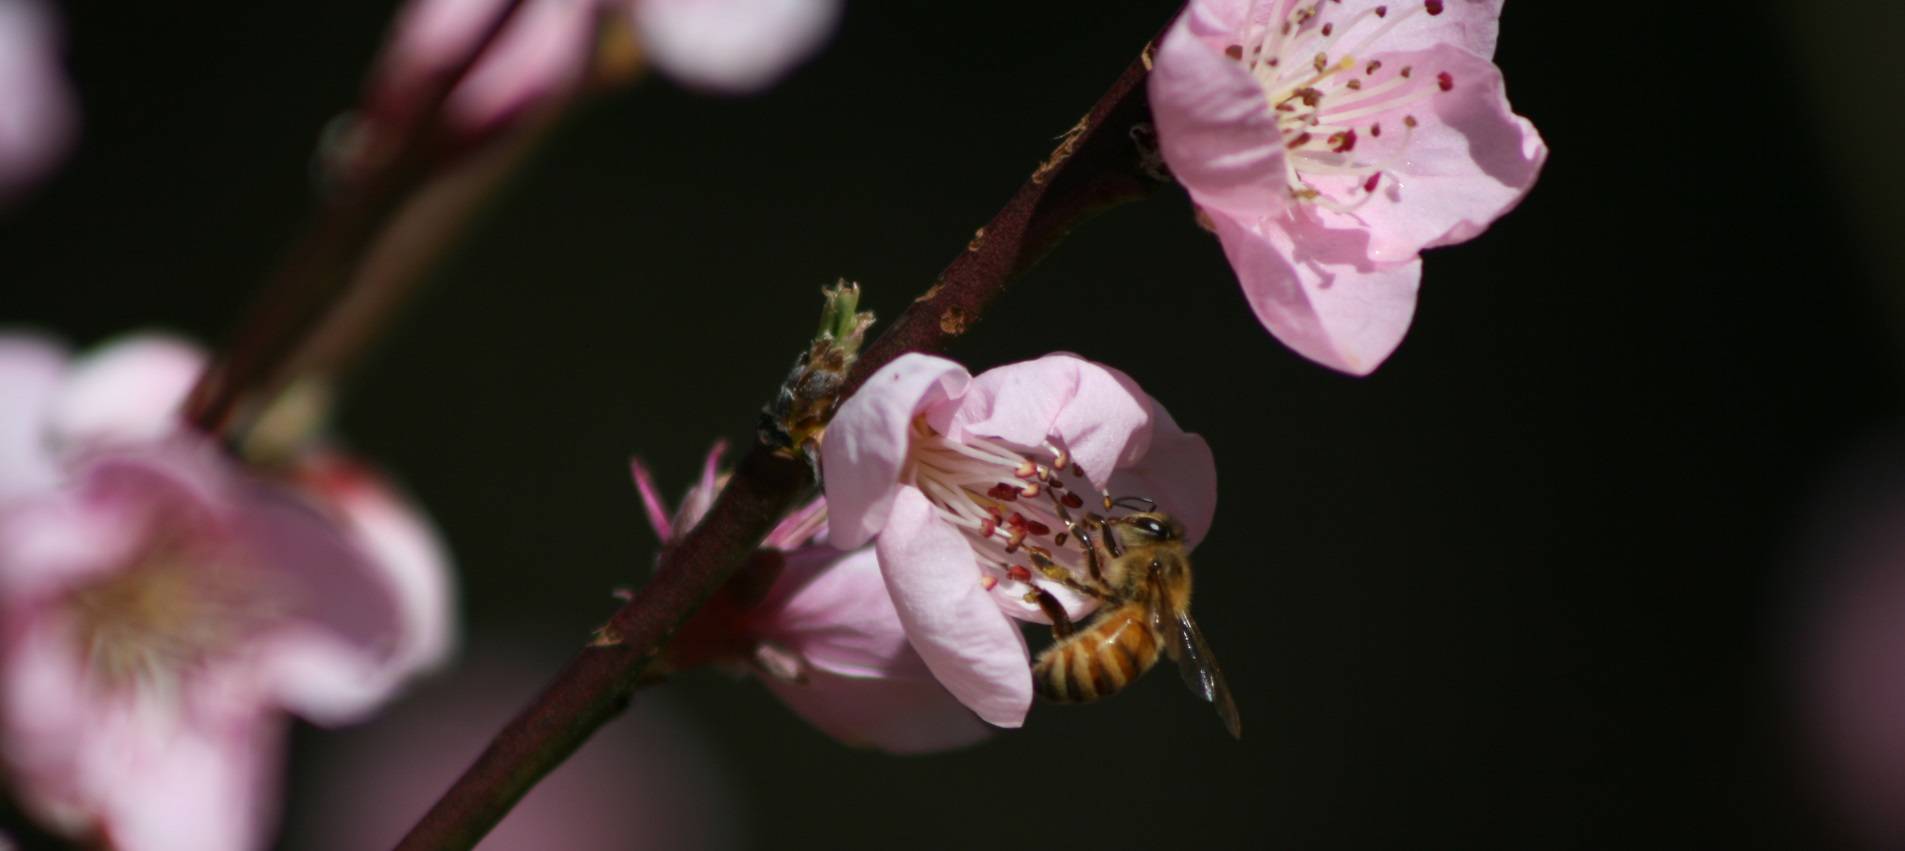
[391,44,1164,851]
[181,0,531,438]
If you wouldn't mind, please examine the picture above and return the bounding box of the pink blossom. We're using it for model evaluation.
[368,0,602,138]
[633,443,990,754]
[294,643,742,850]
[820,353,1217,727]
[0,0,76,206]
[630,0,840,93]
[367,0,838,136]
[1150,0,1546,374]
[0,333,454,850]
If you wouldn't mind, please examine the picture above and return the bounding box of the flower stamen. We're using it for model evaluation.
[1230,0,1458,211]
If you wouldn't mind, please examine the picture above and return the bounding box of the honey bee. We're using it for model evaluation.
[1023,509,1241,738]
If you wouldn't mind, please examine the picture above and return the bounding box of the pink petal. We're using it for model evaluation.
[629,456,673,541]
[0,333,68,500]
[375,0,597,133]
[1343,0,1504,58]
[675,440,727,534]
[631,0,839,93]
[938,354,1152,494]
[300,460,456,707]
[0,613,284,851]
[48,334,204,453]
[1148,6,1294,221]
[1210,209,1421,375]
[983,568,1098,625]
[873,487,1031,727]
[1312,47,1546,263]
[752,545,922,679]
[0,452,212,601]
[90,709,284,851]
[1,611,108,837]
[0,0,75,206]
[822,354,971,549]
[1106,401,1219,547]
[235,482,437,724]
[760,667,991,755]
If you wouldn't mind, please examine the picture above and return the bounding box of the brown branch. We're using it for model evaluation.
[181,0,531,438]
[391,45,1165,851]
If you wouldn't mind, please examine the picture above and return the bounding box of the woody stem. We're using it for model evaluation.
[391,38,1167,851]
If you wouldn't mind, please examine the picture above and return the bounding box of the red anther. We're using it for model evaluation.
[1006,565,1032,582]
[980,575,999,591]
[1329,129,1357,153]
[987,483,1020,502]
[1424,0,1443,15]
[1363,173,1381,192]
[1008,512,1027,528]
[1051,449,1070,470]
[1025,520,1052,537]
[1055,532,1070,546]
[979,517,997,538]
[1070,464,1084,478]
[1437,71,1453,91]
[1020,482,1042,498]
[1014,460,1038,479]
[1061,492,1084,509]
[1287,132,1313,150]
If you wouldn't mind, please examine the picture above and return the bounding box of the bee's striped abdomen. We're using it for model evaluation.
[1033,606,1161,704]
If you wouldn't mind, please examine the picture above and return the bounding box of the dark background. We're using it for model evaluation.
[7,1,1904,848]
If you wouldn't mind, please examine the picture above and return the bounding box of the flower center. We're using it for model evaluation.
[1229,0,1453,213]
[65,543,277,695]
[903,419,1132,599]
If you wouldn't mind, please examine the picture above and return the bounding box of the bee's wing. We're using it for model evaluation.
[1153,592,1242,739]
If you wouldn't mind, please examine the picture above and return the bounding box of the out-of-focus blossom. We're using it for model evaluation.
[368,0,601,138]
[1796,446,1905,848]
[632,0,839,93]
[366,0,838,137]
[0,333,454,851]
[821,353,1217,727]
[289,642,743,851]
[633,443,990,754]
[1150,0,1545,374]
[0,0,76,206]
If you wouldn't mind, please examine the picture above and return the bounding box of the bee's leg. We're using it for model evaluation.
[1023,587,1074,639]
[1028,548,1116,601]
[1046,488,1109,583]
[1085,512,1122,558]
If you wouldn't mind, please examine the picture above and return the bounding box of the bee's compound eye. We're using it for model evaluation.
[1133,516,1172,540]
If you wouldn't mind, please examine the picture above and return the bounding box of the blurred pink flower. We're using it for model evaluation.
[0,0,76,206]
[633,443,990,754]
[0,333,454,850]
[631,0,839,93]
[1150,0,1546,374]
[821,353,1217,727]
[291,641,742,851]
[367,0,837,136]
